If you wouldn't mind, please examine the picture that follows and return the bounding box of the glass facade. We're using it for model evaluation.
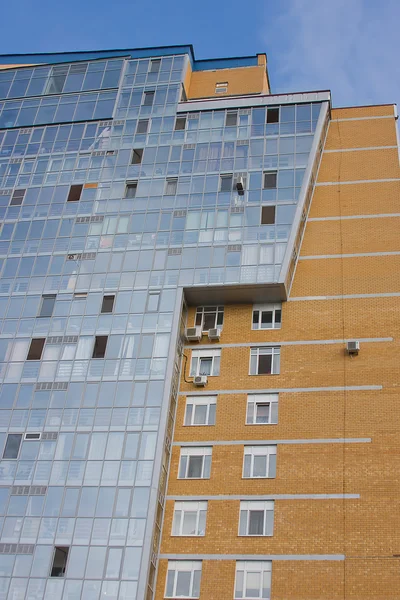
[0,49,323,599]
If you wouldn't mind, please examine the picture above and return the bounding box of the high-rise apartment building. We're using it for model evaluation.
[0,44,398,600]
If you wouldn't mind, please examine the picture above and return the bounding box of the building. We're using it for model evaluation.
[0,43,398,600]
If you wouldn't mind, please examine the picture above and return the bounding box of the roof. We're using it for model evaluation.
[0,45,265,72]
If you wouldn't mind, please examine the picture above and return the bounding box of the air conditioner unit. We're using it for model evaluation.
[208,327,222,341]
[185,326,202,342]
[236,177,245,195]
[346,341,360,355]
[193,375,208,387]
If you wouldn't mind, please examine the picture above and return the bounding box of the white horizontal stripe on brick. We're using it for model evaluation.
[289,292,400,302]
[166,494,360,501]
[316,178,400,186]
[159,553,345,561]
[173,438,371,447]
[180,385,382,396]
[299,252,400,260]
[333,115,394,122]
[184,337,392,350]
[324,146,397,153]
[308,213,400,222]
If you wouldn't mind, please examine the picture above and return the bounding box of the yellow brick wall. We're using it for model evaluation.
[188,61,269,99]
[300,217,400,255]
[154,104,400,599]
[317,147,399,182]
[331,104,395,119]
[325,116,397,149]
[309,180,400,218]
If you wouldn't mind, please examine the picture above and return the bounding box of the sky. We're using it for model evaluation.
[1,0,400,108]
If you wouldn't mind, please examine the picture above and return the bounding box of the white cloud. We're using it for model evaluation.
[264,0,400,107]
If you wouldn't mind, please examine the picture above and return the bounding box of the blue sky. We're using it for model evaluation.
[1,0,400,108]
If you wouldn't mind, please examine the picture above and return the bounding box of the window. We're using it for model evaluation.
[92,336,108,358]
[263,171,277,189]
[101,295,115,314]
[27,338,45,360]
[266,107,279,123]
[175,116,187,131]
[261,206,276,225]
[185,396,216,426]
[165,177,178,195]
[67,184,83,202]
[226,111,238,126]
[195,306,224,331]
[234,561,272,599]
[50,546,69,577]
[147,291,160,312]
[125,181,138,198]
[178,447,212,479]
[243,446,276,478]
[149,59,161,73]
[136,119,149,134]
[172,501,207,536]
[165,561,202,598]
[215,82,228,94]
[220,174,233,192]
[246,394,278,425]
[249,347,280,375]
[45,65,68,94]
[239,501,274,536]
[25,432,41,440]
[3,434,22,459]
[38,295,56,318]
[252,304,281,330]
[143,90,155,106]
[10,189,26,206]
[131,149,143,164]
[190,349,221,377]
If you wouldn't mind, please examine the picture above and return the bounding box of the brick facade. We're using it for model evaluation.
[154,105,400,599]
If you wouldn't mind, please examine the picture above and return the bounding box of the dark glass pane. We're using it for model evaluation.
[187,456,202,478]
[101,295,115,314]
[256,403,270,424]
[27,338,45,360]
[92,336,108,358]
[3,434,22,458]
[261,311,273,327]
[261,206,276,225]
[258,354,272,374]
[67,185,83,202]
[248,510,264,534]
[39,295,56,318]
[203,313,216,330]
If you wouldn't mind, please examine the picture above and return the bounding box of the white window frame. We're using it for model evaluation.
[165,560,202,599]
[195,306,224,332]
[190,349,221,377]
[178,447,212,479]
[246,394,278,425]
[252,304,282,330]
[185,396,216,426]
[172,501,208,536]
[249,347,280,375]
[234,560,272,600]
[239,501,274,536]
[243,446,277,479]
